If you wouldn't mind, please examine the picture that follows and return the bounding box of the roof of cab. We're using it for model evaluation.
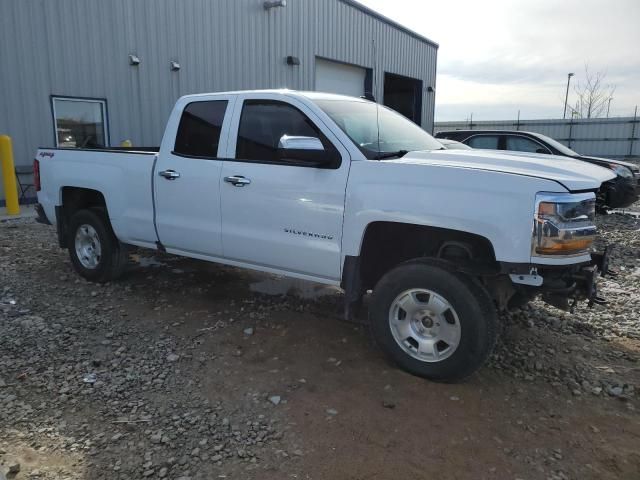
[179,89,370,103]
[437,129,542,137]
[294,91,369,102]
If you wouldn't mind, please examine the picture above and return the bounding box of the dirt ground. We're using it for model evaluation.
[1,216,640,480]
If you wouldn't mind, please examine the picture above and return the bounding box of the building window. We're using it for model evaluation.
[52,96,108,148]
[174,100,228,157]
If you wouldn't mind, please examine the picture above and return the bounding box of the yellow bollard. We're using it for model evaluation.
[0,135,20,215]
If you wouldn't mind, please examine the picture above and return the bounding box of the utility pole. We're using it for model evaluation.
[629,105,638,157]
[606,97,613,118]
[563,72,574,119]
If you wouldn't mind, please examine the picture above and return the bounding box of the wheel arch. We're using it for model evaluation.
[341,221,500,319]
[357,221,497,288]
[57,186,110,248]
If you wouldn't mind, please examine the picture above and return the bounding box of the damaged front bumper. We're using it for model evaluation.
[540,247,613,312]
[506,247,614,312]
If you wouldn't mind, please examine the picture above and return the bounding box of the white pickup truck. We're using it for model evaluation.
[35,90,615,382]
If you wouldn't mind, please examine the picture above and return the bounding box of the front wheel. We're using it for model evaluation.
[370,260,497,382]
[67,209,128,283]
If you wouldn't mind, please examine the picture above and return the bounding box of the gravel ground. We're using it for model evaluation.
[490,212,640,397]
[1,210,639,480]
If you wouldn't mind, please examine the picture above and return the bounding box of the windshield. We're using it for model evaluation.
[314,99,444,159]
[533,133,579,156]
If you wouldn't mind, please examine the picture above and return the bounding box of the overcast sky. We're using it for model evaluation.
[359,0,640,121]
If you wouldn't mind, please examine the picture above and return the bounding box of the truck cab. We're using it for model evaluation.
[154,91,352,281]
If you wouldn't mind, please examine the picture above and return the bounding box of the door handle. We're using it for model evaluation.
[224,175,251,187]
[159,169,180,180]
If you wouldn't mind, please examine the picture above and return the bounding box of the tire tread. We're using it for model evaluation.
[369,258,498,382]
[67,208,127,283]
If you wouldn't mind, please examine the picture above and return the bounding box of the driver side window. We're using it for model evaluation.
[236,100,337,165]
[467,135,500,149]
[505,136,550,154]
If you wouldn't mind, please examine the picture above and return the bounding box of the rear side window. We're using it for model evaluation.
[174,100,228,157]
[467,135,500,149]
[505,136,549,153]
[236,100,334,163]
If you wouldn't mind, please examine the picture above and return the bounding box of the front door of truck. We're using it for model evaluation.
[219,95,350,281]
[154,96,235,256]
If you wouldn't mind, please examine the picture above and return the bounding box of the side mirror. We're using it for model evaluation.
[278,135,324,151]
[277,135,340,168]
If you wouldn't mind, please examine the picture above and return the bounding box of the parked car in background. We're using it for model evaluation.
[435,130,639,210]
[437,138,472,150]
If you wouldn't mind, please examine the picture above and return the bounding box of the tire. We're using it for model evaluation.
[67,209,128,283]
[369,260,497,382]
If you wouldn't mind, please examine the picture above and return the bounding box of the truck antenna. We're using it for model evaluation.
[372,39,381,155]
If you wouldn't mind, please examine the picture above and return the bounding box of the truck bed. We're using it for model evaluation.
[36,147,159,248]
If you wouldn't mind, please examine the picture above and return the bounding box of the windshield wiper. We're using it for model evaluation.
[375,149,409,160]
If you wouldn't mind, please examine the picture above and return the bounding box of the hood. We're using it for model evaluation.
[573,154,639,172]
[390,149,616,191]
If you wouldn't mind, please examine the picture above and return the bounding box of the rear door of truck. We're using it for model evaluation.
[154,95,236,256]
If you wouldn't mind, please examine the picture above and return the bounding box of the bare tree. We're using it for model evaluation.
[568,66,616,119]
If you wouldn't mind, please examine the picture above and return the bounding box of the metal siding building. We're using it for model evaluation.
[0,0,438,201]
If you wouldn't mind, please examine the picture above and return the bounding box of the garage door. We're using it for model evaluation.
[315,58,366,97]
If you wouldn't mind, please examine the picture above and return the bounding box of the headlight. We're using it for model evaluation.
[533,193,596,256]
[609,164,633,179]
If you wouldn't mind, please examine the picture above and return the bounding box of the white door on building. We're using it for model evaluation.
[315,58,366,97]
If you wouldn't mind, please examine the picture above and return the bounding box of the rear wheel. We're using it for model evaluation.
[370,260,497,382]
[67,209,127,282]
